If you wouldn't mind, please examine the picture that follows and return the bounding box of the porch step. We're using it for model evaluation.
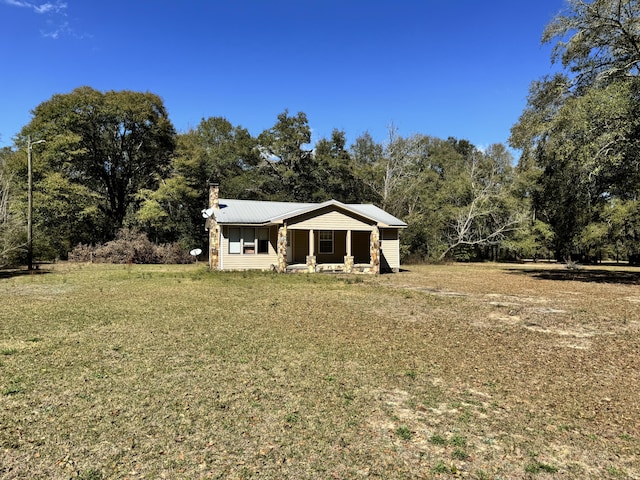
[285,263,374,274]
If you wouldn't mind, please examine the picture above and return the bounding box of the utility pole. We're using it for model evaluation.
[27,136,45,270]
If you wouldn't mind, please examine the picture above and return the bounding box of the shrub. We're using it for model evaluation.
[67,243,95,262]
[154,242,193,264]
[69,229,193,264]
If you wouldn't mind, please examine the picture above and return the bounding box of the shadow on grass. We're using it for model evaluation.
[0,268,51,280]
[507,267,640,285]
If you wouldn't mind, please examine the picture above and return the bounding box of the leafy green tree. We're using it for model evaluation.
[0,148,24,267]
[576,221,610,263]
[32,173,100,260]
[504,219,555,261]
[313,129,375,203]
[174,117,262,198]
[603,199,640,262]
[3,137,99,261]
[510,0,640,260]
[134,117,260,247]
[351,132,385,166]
[257,110,319,201]
[543,0,640,90]
[503,151,555,260]
[18,86,176,242]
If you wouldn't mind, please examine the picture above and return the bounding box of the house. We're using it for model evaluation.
[202,184,407,273]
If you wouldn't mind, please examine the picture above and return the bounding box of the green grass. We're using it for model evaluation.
[0,262,639,478]
[395,425,413,440]
[429,434,447,446]
[525,461,559,474]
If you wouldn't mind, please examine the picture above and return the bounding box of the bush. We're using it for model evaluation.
[154,242,193,264]
[67,243,94,263]
[69,229,193,264]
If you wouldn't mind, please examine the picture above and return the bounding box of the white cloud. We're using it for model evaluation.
[34,2,67,14]
[2,0,67,14]
[41,20,68,39]
[2,0,81,40]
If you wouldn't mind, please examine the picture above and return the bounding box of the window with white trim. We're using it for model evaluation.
[319,230,334,254]
[243,227,255,254]
[229,227,241,254]
[228,227,270,254]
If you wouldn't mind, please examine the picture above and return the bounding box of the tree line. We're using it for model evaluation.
[510,0,640,264]
[2,0,640,267]
[0,98,528,265]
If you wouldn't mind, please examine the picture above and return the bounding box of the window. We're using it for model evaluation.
[319,230,334,254]
[257,228,269,254]
[229,228,241,254]
[228,227,270,254]
[243,228,255,254]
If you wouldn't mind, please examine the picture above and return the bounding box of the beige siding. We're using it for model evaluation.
[218,221,402,272]
[288,207,374,230]
[220,225,278,271]
[380,228,400,271]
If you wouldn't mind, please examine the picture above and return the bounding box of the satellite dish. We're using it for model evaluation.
[202,207,215,219]
[190,248,202,256]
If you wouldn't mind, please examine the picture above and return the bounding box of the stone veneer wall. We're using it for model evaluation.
[277,225,287,273]
[208,184,220,270]
[369,226,380,274]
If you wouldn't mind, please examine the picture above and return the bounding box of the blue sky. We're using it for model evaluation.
[0,0,565,151]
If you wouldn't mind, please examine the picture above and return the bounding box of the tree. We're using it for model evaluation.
[18,87,176,241]
[257,110,319,201]
[313,129,375,203]
[33,173,100,259]
[602,199,640,262]
[351,126,429,214]
[438,144,525,260]
[352,127,524,261]
[135,116,260,246]
[510,0,640,259]
[543,0,640,90]
[0,148,24,267]
[350,131,385,205]
[386,134,463,260]
[376,125,417,212]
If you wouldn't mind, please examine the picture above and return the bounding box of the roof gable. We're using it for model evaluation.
[286,205,375,230]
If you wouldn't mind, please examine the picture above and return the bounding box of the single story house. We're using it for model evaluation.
[202,184,407,273]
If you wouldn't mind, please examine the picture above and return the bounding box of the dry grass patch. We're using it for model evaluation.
[0,262,639,478]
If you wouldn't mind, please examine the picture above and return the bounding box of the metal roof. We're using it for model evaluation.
[346,204,408,227]
[202,199,407,228]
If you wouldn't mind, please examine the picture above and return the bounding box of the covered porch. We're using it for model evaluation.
[278,226,380,274]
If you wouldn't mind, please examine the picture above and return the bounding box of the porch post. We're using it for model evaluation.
[369,226,380,274]
[344,229,354,273]
[277,225,287,273]
[307,229,316,272]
